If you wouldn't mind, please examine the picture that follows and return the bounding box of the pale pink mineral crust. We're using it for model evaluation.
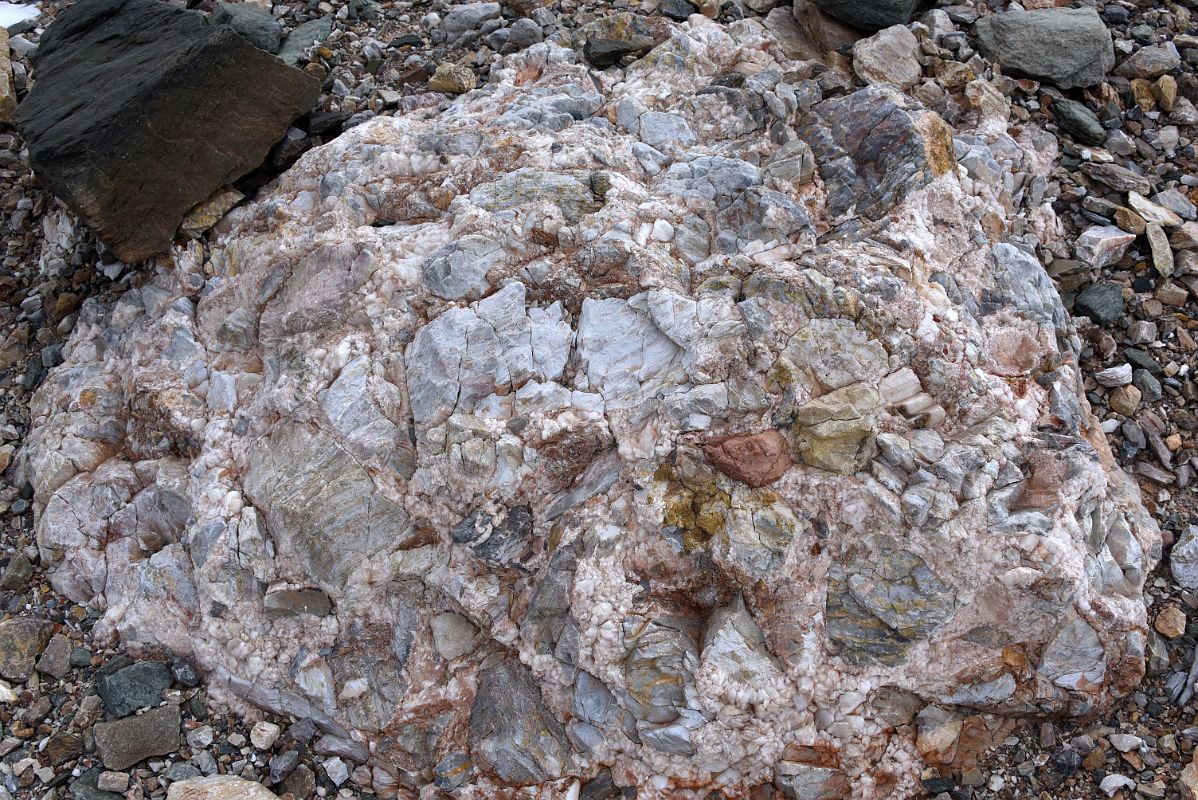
[20,12,1158,800]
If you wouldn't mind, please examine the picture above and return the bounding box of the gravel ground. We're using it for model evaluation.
[2,1,1198,799]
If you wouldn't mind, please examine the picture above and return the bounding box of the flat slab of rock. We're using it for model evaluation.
[93,703,181,770]
[14,0,319,262]
[974,8,1114,89]
[166,775,279,800]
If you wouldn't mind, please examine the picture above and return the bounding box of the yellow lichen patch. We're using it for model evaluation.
[654,462,732,552]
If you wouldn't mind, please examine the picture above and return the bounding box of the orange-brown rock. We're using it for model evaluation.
[703,430,791,487]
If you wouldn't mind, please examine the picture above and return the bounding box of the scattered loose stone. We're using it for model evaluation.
[250,722,281,751]
[35,632,71,678]
[0,616,52,682]
[0,550,33,590]
[426,62,476,94]
[97,660,173,718]
[1075,282,1126,325]
[166,775,279,800]
[1154,605,1186,639]
[1146,223,1175,277]
[1075,226,1137,267]
[1095,364,1133,388]
[1109,384,1143,417]
[93,703,181,770]
[853,25,921,90]
[213,2,283,54]
[96,772,129,793]
[1051,98,1106,145]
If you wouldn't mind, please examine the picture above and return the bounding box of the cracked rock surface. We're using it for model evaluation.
[16,8,1162,800]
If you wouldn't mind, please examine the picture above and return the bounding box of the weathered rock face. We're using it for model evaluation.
[14,0,319,262]
[20,13,1158,800]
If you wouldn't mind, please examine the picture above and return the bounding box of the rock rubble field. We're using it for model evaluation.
[0,0,1197,799]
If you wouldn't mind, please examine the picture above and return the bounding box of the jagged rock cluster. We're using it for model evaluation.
[19,8,1161,800]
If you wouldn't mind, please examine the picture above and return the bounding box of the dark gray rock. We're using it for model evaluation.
[269,749,302,784]
[14,0,320,262]
[1074,282,1125,326]
[452,505,534,567]
[277,16,333,65]
[163,763,202,782]
[796,84,955,220]
[1134,369,1162,403]
[661,0,697,21]
[93,703,181,770]
[1052,98,1106,145]
[504,18,543,51]
[974,8,1114,89]
[96,660,173,718]
[0,550,33,590]
[214,2,283,54]
[170,657,200,688]
[69,767,124,800]
[469,658,572,785]
[434,753,473,790]
[584,38,639,68]
[281,764,317,799]
[811,0,921,31]
[1125,348,1161,375]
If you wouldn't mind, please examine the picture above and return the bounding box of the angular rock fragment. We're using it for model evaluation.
[14,0,319,262]
[0,617,52,682]
[1075,225,1136,267]
[796,84,955,220]
[97,660,173,717]
[468,658,572,785]
[0,29,15,126]
[974,8,1114,89]
[826,542,956,665]
[853,25,921,90]
[93,703,181,770]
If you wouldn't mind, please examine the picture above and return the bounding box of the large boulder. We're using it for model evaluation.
[974,8,1115,89]
[19,14,1158,800]
[14,0,319,262]
[811,0,922,31]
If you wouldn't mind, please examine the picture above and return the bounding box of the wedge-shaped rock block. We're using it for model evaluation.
[14,0,319,262]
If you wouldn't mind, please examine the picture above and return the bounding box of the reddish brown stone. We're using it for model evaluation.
[703,430,791,488]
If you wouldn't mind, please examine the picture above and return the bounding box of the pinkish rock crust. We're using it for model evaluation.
[19,12,1159,800]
